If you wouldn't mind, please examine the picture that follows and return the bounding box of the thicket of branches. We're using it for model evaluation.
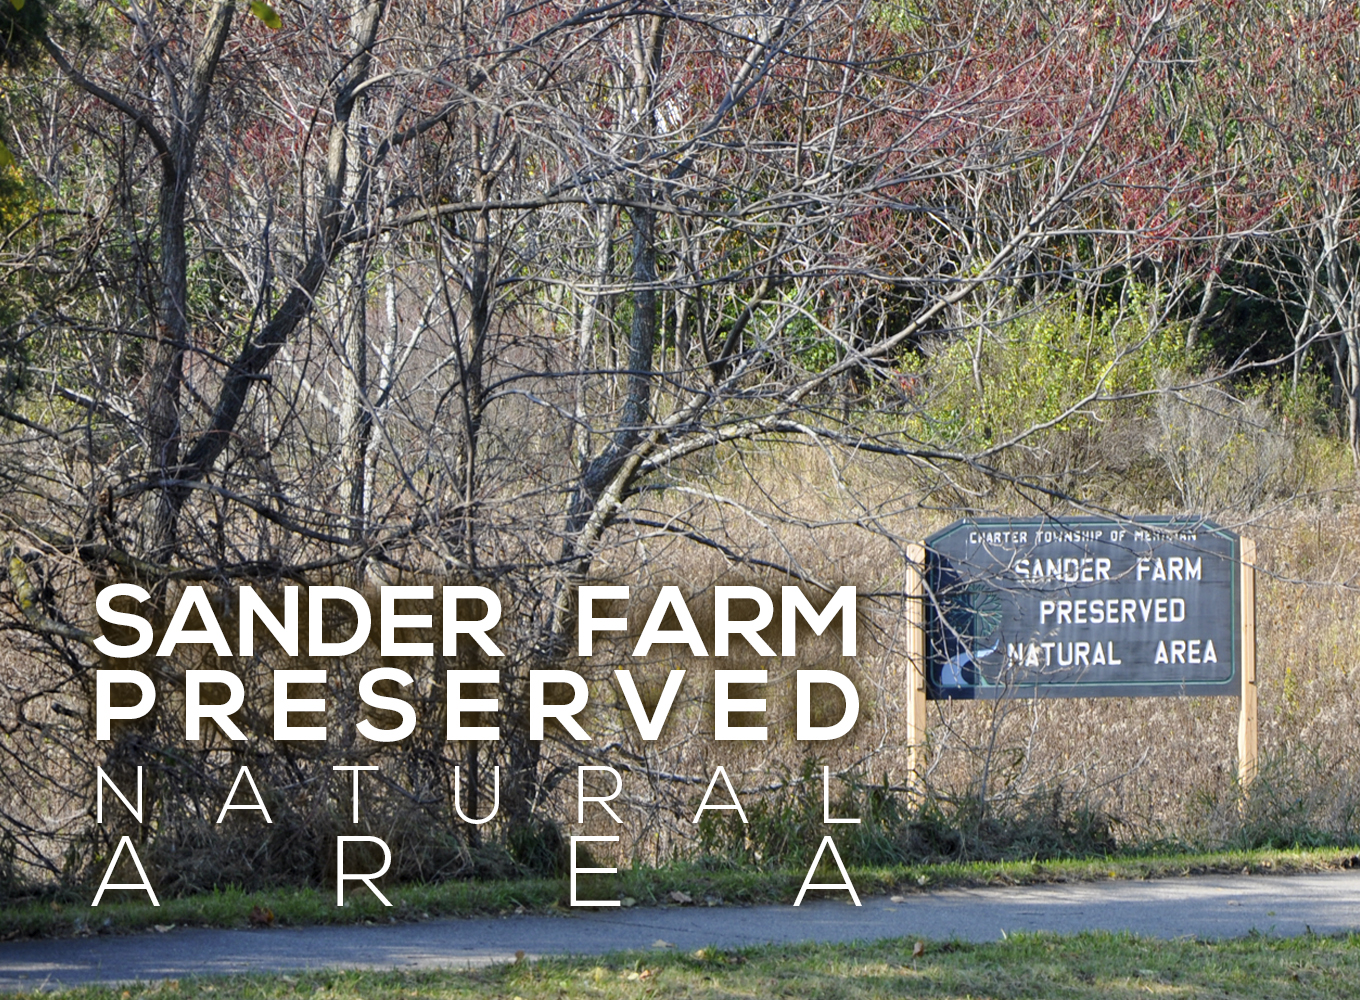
[1,0,1358,895]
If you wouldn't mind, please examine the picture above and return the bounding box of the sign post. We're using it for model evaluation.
[1238,537,1258,789]
[905,543,927,799]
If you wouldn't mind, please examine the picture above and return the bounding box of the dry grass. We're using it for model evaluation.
[3,419,1360,899]
[576,436,1360,863]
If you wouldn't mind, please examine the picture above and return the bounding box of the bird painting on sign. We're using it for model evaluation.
[927,568,1005,695]
[938,641,1000,688]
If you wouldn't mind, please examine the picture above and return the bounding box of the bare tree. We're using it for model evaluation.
[0,0,1242,889]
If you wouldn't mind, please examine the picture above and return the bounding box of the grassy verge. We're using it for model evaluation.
[17,931,1360,1000]
[4,844,1357,941]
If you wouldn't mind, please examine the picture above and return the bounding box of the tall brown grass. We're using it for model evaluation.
[2,417,1359,899]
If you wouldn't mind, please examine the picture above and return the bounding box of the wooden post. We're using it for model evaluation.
[906,543,927,800]
[1237,536,1258,789]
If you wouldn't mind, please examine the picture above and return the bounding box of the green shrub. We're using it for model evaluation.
[900,295,1199,452]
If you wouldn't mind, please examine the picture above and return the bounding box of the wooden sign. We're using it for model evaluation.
[904,520,1257,790]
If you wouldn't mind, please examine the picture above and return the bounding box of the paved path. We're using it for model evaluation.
[4,871,1360,991]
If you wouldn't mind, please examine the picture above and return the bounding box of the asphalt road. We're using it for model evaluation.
[4,871,1360,992]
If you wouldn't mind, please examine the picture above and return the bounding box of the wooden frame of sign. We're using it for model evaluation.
[1237,537,1257,788]
[903,537,1258,798]
[905,543,928,797]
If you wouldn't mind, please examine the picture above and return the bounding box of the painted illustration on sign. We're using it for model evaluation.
[925,518,1241,699]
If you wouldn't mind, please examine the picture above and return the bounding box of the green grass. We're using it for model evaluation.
[17,931,1360,999]
[3,844,1356,941]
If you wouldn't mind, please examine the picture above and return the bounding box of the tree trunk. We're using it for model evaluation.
[138,2,236,563]
[337,94,374,542]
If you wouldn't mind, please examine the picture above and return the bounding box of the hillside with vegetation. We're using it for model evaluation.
[1,0,1358,906]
